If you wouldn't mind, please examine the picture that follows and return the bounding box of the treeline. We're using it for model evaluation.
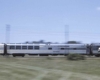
[24,40,82,44]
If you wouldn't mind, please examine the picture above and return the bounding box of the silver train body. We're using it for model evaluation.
[0,43,100,57]
[7,43,88,55]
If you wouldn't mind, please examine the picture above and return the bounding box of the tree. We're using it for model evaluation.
[66,41,81,44]
[38,40,45,43]
[54,42,59,44]
[32,41,39,44]
[25,41,29,43]
[46,42,52,44]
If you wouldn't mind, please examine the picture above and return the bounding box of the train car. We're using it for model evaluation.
[6,43,88,57]
[0,44,4,55]
[90,43,100,57]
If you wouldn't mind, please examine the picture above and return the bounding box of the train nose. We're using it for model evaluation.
[98,47,100,52]
[98,50,100,52]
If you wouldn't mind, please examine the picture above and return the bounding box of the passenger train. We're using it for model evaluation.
[0,43,100,57]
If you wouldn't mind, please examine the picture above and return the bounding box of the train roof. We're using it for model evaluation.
[6,43,87,46]
[91,43,100,46]
[0,44,4,45]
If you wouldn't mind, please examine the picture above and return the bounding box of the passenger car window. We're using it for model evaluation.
[9,46,15,49]
[22,46,27,49]
[61,48,64,50]
[34,46,39,50]
[28,46,33,49]
[48,48,52,50]
[16,46,21,49]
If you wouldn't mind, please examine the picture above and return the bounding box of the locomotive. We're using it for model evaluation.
[0,43,100,57]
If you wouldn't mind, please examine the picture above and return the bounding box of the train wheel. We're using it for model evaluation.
[22,54,25,57]
[95,55,100,57]
[13,55,16,57]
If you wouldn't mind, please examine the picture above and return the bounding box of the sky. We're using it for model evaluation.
[0,0,100,43]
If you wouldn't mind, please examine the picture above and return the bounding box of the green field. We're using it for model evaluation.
[0,56,100,80]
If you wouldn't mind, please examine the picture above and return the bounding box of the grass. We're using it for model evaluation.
[0,56,100,80]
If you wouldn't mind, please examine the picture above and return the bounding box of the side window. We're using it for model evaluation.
[22,46,27,49]
[68,48,86,50]
[61,48,64,50]
[0,46,4,49]
[16,46,21,49]
[28,46,33,49]
[48,48,52,50]
[92,46,99,50]
[68,48,73,50]
[70,48,86,50]
[78,48,86,50]
[9,46,15,49]
[34,46,39,50]
[73,48,77,50]
[81,48,86,50]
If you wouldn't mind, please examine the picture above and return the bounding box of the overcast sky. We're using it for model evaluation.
[0,0,100,43]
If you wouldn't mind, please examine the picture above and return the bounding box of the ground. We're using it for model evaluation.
[0,56,100,80]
